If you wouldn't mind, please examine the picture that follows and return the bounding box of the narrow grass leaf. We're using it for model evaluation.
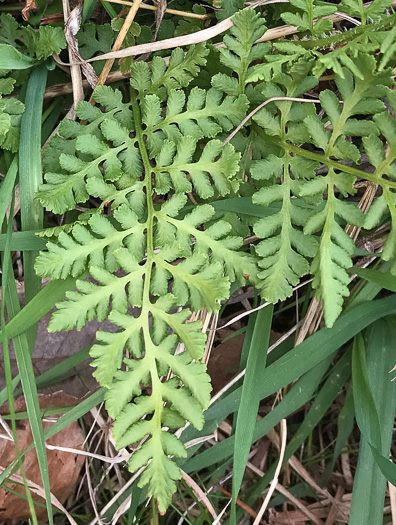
[230,304,273,523]
[0,231,47,251]
[0,157,18,227]
[187,294,396,441]
[353,267,396,293]
[0,275,78,344]
[19,63,47,348]
[350,320,396,524]
[183,355,333,472]
[4,264,54,524]
[243,349,351,513]
[1,196,39,523]
[352,334,381,446]
[0,389,105,486]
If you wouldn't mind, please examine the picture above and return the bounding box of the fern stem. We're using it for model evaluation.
[294,13,396,49]
[252,124,396,190]
[130,86,165,452]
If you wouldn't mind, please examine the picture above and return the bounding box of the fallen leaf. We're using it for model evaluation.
[0,392,85,521]
[22,0,36,21]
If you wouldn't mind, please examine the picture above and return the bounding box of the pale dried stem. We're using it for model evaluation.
[104,0,210,19]
[90,0,143,101]
[325,486,345,525]
[44,70,131,99]
[253,420,288,525]
[247,458,325,525]
[388,482,396,525]
[62,0,83,115]
[223,97,320,146]
[181,470,218,521]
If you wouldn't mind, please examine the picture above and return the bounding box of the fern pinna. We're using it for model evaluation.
[35,6,396,511]
[35,44,254,510]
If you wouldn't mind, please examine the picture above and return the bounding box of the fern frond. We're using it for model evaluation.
[212,8,270,98]
[36,50,254,510]
[130,44,209,97]
[250,54,393,326]
[298,54,391,324]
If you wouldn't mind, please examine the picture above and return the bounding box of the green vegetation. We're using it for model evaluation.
[1,0,396,522]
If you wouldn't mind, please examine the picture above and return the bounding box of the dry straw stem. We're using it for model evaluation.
[75,10,360,65]
[55,0,396,68]
[247,460,325,525]
[103,0,211,19]
[181,470,218,521]
[44,70,132,99]
[89,0,143,100]
[223,97,320,146]
[388,482,396,525]
[62,0,83,113]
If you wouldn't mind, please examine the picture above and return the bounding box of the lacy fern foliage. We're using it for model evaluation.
[36,45,254,511]
[35,6,396,511]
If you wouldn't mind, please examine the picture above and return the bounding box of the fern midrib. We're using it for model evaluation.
[318,174,336,295]
[131,87,164,453]
[295,13,396,49]
[274,108,294,287]
[252,124,396,190]
[149,109,220,134]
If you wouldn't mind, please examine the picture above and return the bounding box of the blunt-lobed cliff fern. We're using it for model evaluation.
[34,4,396,512]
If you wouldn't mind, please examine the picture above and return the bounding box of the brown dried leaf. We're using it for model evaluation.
[0,392,85,521]
[22,0,36,21]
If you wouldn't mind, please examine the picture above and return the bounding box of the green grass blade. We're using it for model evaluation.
[353,267,396,292]
[349,320,396,524]
[230,304,273,523]
[242,349,351,513]
[0,157,18,226]
[0,275,78,344]
[0,346,91,405]
[183,355,333,473]
[4,265,54,524]
[351,333,381,446]
[187,294,396,441]
[18,63,47,348]
[345,261,393,310]
[320,386,355,484]
[1,197,39,524]
[0,231,47,251]
[0,389,105,486]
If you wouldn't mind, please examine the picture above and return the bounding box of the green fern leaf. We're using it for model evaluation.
[36,49,255,511]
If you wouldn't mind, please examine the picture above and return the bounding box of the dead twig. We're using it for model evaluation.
[89,0,143,100]
[103,0,211,19]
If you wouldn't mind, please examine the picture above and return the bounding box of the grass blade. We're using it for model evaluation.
[1,197,39,523]
[18,63,47,348]
[353,267,396,292]
[0,275,78,343]
[186,294,396,442]
[350,320,396,524]
[4,260,54,524]
[183,355,333,473]
[0,389,105,486]
[0,230,47,251]
[230,304,273,523]
[0,157,18,226]
[243,349,351,513]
